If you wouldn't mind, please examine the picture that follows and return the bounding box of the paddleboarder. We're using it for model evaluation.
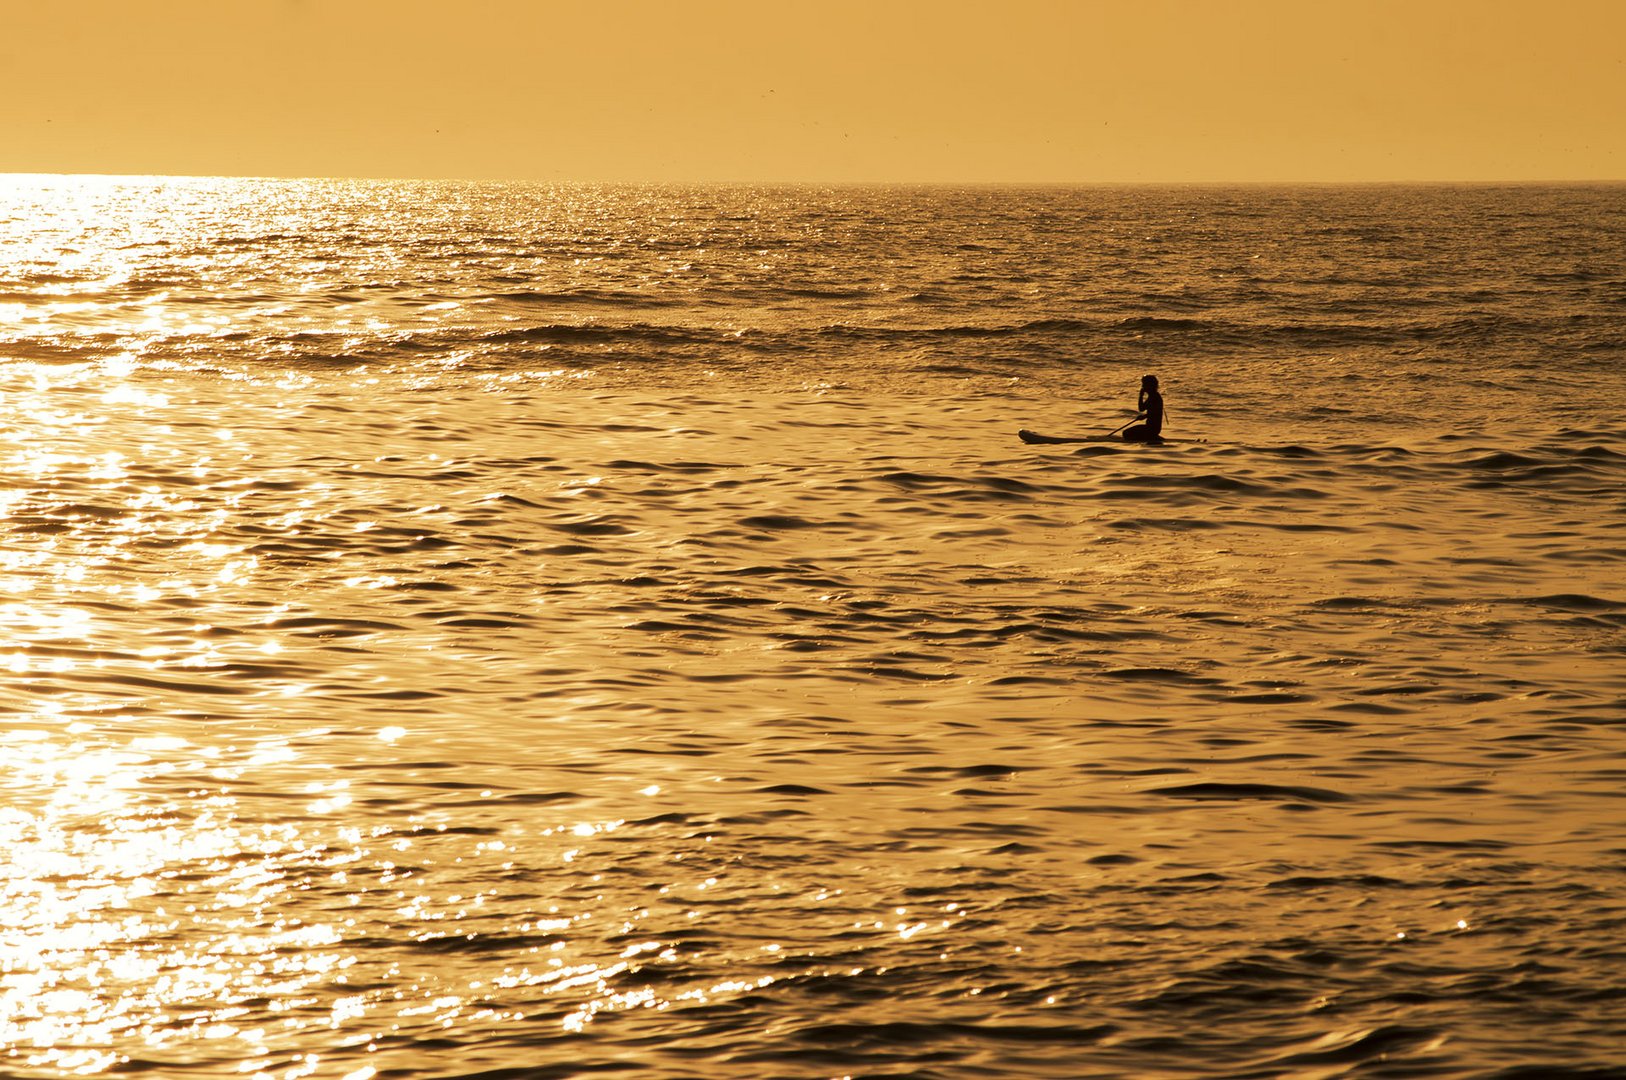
[1121,374,1164,443]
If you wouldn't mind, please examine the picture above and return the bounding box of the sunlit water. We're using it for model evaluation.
[2,178,1624,1078]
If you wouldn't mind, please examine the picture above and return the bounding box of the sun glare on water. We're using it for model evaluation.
[0,721,708,1075]
[0,354,371,1073]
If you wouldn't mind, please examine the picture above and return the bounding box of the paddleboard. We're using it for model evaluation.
[1018,429,1166,446]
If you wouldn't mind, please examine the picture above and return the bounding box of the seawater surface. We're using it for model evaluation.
[1,178,1624,1078]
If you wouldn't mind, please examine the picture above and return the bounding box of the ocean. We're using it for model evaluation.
[1,177,1623,1078]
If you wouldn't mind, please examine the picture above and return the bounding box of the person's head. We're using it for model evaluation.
[1141,374,1158,391]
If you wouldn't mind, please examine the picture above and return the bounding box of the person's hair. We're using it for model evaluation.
[1141,374,1158,389]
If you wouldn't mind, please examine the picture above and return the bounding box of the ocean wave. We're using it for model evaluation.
[481,288,684,307]
[476,321,724,349]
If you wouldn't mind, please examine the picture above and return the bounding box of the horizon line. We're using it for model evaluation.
[4,170,1625,188]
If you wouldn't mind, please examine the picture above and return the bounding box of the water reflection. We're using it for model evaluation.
[2,730,366,1067]
[1,721,832,1076]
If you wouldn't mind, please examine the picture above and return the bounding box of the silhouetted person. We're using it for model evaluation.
[1122,374,1164,443]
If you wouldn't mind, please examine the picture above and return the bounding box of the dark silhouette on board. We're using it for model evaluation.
[1017,373,1169,446]
[1120,374,1164,443]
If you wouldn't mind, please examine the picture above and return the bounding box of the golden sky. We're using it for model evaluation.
[7,0,1624,182]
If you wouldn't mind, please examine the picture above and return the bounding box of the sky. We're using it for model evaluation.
[5,0,1624,183]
